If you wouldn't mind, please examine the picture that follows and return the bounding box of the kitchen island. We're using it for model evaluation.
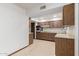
[55,33,74,56]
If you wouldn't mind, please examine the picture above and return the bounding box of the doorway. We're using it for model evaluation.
[31,22,35,39]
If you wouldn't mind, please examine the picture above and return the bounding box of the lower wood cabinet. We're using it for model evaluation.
[29,33,33,45]
[55,38,74,56]
[36,32,56,42]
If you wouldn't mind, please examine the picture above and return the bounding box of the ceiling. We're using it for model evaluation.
[16,3,45,10]
[15,3,70,18]
[31,12,63,22]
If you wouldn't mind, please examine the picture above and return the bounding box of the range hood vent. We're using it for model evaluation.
[40,5,46,10]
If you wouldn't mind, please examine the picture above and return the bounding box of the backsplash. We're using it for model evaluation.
[66,26,75,36]
[43,26,74,35]
[43,28,66,34]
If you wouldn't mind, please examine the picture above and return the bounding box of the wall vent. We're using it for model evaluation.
[40,5,46,10]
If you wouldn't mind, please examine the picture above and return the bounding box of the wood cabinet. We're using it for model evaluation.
[49,33,57,41]
[36,32,56,42]
[37,20,63,28]
[38,22,50,28]
[36,32,49,40]
[36,32,41,39]
[55,38,74,56]
[63,3,74,25]
[29,33,33,45]
[49,20,63,28]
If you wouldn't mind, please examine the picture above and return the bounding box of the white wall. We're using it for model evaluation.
[78,3,79,56]
[75,3,79,56]
[0,3,29,56]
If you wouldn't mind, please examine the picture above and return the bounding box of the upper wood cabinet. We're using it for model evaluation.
[37,20,63,28]
[49,20,63,28]
[37,22,50,28]
[63,3,75,25]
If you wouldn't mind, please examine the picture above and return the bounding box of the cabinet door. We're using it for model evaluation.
[37,22,50,27]
[53,20,63,28]
[66,39,74,56]
[36,32,41,39]
[55,38,74,56]
[49,21,54,28]
[49,33,56,42]
[63,3,74,25]
[40,32,49,40]
[55,38,66,56]
[49,20,63,28]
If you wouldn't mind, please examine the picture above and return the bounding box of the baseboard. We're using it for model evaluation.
[8,45,29,56]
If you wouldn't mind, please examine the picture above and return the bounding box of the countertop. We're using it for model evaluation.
[36,31,57,34]
[38,31,56,33]
[36,31,74,39]
[55,34,74,39]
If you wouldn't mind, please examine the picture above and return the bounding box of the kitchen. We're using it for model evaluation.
[29,3,75,56]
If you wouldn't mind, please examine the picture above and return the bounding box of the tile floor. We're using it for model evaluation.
[12,39,55,56]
